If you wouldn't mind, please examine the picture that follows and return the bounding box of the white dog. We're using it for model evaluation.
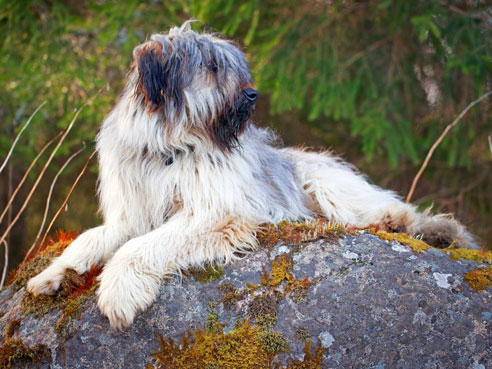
[27,22,477,329]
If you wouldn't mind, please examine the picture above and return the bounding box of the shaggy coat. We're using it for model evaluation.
[27,22,477,329]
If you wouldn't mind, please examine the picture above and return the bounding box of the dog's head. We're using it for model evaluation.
[131,21,257,152]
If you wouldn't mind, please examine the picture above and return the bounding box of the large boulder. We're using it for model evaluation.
[0,222,491,368]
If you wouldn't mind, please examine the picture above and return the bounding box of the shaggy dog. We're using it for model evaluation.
[27,22,477,329]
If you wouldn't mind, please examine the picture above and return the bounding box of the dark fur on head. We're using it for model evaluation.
[135,41,185,114]
[134,24,255,151]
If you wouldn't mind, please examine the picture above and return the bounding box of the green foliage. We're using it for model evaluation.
[1,1,491,255]
[1,0,490,168]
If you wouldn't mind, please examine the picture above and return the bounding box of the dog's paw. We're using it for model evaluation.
[97,263,159,330]
[97,286,135,330]
[26,265,65,296]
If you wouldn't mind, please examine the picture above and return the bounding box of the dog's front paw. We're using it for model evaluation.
[97,284,135,330]
[26,264,65,296]
[97,261,160,330]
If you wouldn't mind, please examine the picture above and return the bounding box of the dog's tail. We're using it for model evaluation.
[408,209,479,250]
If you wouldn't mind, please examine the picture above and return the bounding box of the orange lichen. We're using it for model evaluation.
[289,277,312,302]
[246,283,260,295]
[464,267,492,292]
[37,230,78,255]
[259,254,312,302]
[9,232,77,290]
[269,254,295,287]
[370,229,429,253]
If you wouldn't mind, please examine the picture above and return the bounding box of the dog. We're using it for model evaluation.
[27,21,478,329]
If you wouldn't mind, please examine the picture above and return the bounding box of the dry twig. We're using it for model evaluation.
[0,101,46,175]
[35,150,97,258]
[406,91,492,203]
[0,132,63,226]
[488,136,492,159]
[27,143,86,258]
[0,240,8,289]
[0,102,89,248]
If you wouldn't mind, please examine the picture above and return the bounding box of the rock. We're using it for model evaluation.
[0,224,491,368]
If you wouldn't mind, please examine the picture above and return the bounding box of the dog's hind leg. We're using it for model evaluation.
[284,148,478,249]
[96,215,257,329]
[27,225,131,296]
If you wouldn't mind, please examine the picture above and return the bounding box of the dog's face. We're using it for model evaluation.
[131,23,258,152]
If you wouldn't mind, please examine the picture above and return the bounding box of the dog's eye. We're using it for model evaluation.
[209,63,218,73]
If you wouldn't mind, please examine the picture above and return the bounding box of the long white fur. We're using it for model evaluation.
[27,22,478,329]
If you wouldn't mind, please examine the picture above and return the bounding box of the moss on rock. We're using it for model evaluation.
[147,319,323,369]
[256,329,289,354]
[8,231,77,291]
[188,264,225,284]
[257,218,348,248]
[21,266,101,337]
[3,319,21,339]
[0,338,51,369]
[444,249,492,264]
[464,267,492,292]
[248,294,279,327]
[370,229,430,253]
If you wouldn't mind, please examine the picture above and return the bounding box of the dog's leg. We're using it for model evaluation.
[96,216,257,329]
[285,148,478,249]
[27,225,130,296]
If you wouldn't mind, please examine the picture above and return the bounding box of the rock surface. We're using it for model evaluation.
[0,230,491,368]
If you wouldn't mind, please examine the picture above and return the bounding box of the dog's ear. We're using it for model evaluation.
[135,42,184,114]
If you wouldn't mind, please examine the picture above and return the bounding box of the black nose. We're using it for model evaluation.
[242,88,258,102]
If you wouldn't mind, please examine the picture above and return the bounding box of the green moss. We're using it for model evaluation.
[21,267,101,337]
[217,283,246,311]
[370,229,430,253]
[204,309,221,335]
[8,231,76,291]
[0,231,98,338]
[257,218,349,248]
[189,264,225,284]
[3,319,21,338]
[256,329,289,354]
[147,320,271,369]
[444,249,492,264]
[464,267,492,292]
[248,294,278,327]
[0,338,51,369]
[147,319,324,369]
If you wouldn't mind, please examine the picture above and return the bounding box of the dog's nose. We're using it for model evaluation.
[242,88,259,102]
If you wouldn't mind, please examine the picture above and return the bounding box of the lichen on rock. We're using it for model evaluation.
[0,219,490,368]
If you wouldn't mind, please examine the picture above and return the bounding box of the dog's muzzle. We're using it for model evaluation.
[242,88,258,102]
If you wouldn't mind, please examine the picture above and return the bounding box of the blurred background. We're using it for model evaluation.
[0,0,491,274]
